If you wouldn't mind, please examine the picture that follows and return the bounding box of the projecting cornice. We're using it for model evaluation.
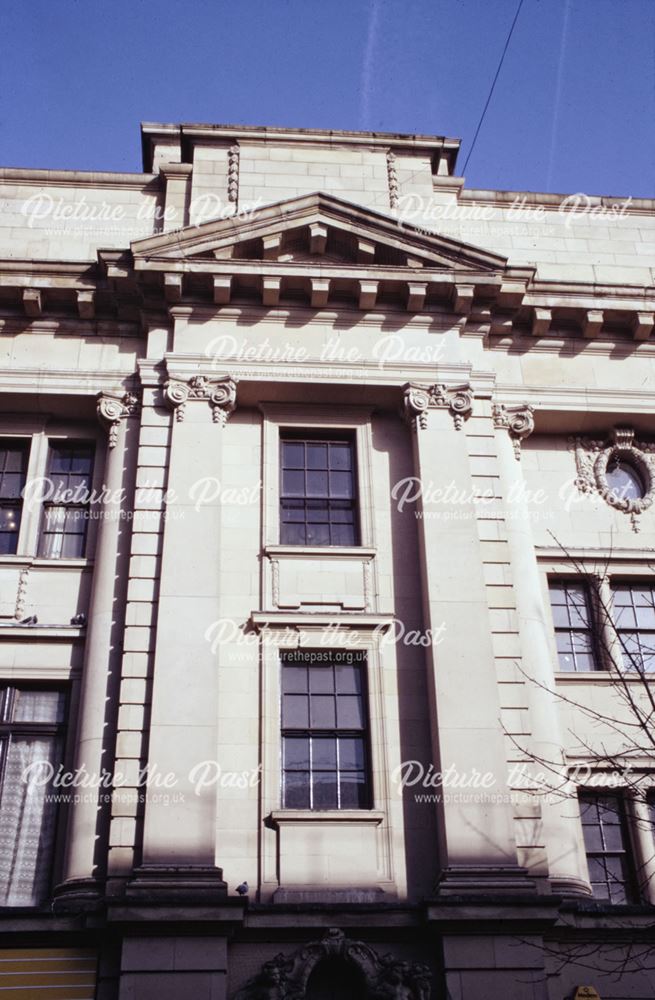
[0,194,653,344]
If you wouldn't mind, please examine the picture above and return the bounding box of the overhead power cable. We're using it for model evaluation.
[461,0,526,176]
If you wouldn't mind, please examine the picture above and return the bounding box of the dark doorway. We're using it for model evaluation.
[305,957,367,1000]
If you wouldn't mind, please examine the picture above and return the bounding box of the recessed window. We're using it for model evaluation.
[579,792,636,904]
[280,436,358,546]
[0,686,67,906]
[0,440,28,556]
[281,651,371,810]
[605,458,645,501]
[611,583,655,672]
[549,580,600,671]
[38,442,94,559]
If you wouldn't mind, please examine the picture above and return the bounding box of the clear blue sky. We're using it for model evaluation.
[1,0,653,197]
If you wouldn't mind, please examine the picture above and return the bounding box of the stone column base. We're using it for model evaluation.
[125,865,227,903]
[437,865,537,896]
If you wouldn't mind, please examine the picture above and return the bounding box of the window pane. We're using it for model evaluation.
[551,603,571,628]
[13,691,66,724]
[60,532,86,559]
[340,772,368,808]
[1,445,27,473]
[571,632,593,653]
[0,735,62,906]
[329,471,353,498]
[284,736,309,770]
[310,695,335,728]
[282,666,308,693]
[283,695,309,728]
[581,825,604,852]
[329,443,352,471]
[306,443,328,470]
[313,772,338,809]
[612,587,632,606]
[339,737,365,770]
[306,471,328,497]
[0,474,24,500]
[337,696,364,728]
[309,668,334,694]
[306,521,330,546]
[336,665,362,694]
[280,521,306,545]
[284,771,310,809]
[279,437,357,548]
[282,441,305,469]
[312,737,337,770]
[331,523,355,545]
[282,500,305,522]
[282,470,305,496]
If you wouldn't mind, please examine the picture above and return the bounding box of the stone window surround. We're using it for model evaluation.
[540,557,655,679]
[258,627,396,898]
[260,403,376,550]
[578,788,643,904]
[0,416,105,564]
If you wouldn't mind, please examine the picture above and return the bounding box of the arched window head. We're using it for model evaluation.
[306,957,367,1000]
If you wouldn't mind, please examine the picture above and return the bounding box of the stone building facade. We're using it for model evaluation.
[0,122,654,998]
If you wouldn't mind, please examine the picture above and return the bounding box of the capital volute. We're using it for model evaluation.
[97,390,140,448]
[164,375,238,425]
[402,382,431,431]
[402,381,474,432]
[492,402,535,459]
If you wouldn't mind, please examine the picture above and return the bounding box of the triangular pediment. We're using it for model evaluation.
[130,192,506,273]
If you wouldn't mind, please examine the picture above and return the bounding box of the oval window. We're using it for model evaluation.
[605,459,645,500]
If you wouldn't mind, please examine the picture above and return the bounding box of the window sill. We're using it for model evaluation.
[265,545,376,558]
[0,624,85,638]
[251,611,394,630]
[269,809,384,827]
[0,555,93,569]
[555,671,654,683]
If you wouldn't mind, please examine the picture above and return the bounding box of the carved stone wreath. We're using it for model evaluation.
[234,927,432,1000]
[570,426,655,530]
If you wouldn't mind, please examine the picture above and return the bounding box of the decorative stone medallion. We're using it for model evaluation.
[570,426,655,530]
[234,927,432,1000]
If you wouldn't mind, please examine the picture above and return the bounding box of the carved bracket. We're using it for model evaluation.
[569,426,655,531]
[492,402,535,460]
[402,381,473,432]
[234,927,431,1000]
[97,390,140,448]
[164,375,238,425]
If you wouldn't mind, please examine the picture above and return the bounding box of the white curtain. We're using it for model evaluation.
[0,737,60,906]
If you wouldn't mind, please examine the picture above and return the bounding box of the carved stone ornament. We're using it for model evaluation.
[492,402,535,460]
[234,927,432,1000]
[97,390,140,448]
[228,144,240,205]
[387,149,399,209]
[164,375,237,425]
[570,426,655,530]
[402,381,474,432]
